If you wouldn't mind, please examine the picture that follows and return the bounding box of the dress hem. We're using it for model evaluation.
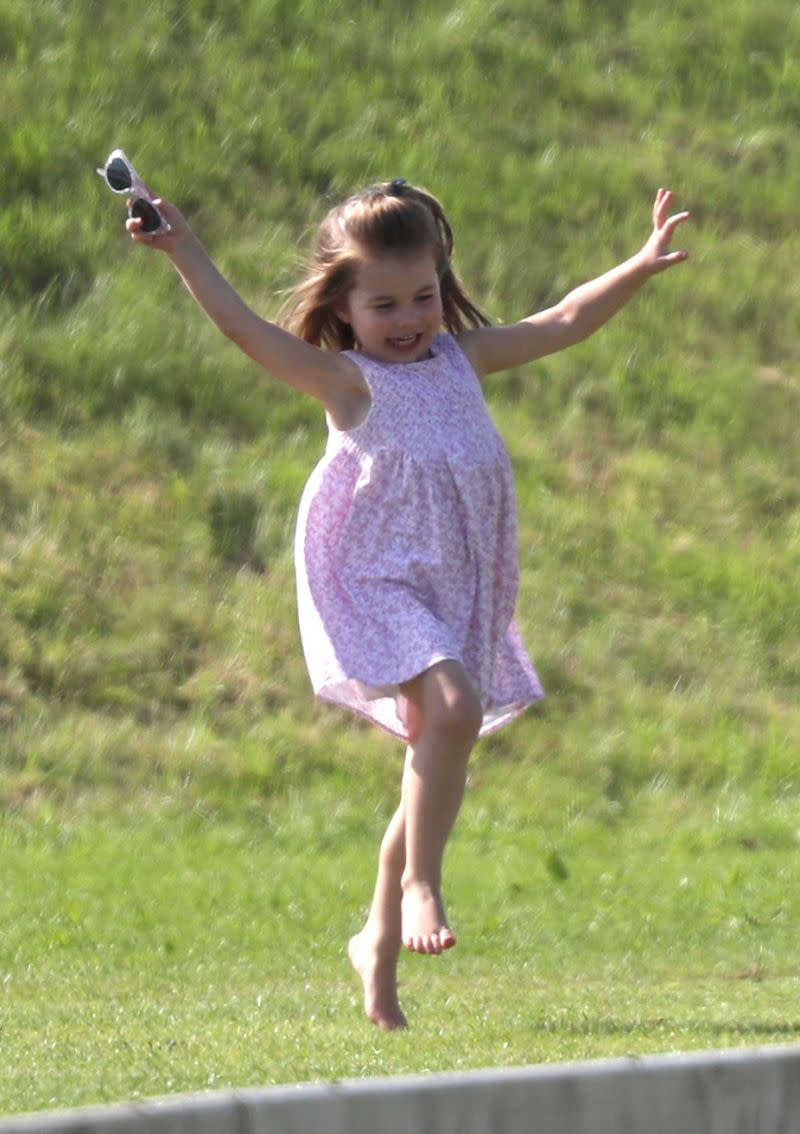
[315,680,544,743]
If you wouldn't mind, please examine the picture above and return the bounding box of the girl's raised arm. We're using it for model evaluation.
[459,189,690,379]
[127,199,368,429]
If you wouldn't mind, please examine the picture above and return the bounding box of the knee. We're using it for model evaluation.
[403,662,484,749]
[424,681,483,750]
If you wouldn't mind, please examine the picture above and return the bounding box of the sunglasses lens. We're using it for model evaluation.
[106,157,132,191]
[129,198,161,232]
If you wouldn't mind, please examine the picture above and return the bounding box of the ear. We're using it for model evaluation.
[333,297,351,326]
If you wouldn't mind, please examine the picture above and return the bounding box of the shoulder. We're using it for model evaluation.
[444,330,485,382]
[453,327,501,379]
[457,324,552,380]
[326,351,373,432]
[434,331,469,366]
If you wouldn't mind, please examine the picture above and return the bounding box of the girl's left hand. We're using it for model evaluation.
[640,188,690,274]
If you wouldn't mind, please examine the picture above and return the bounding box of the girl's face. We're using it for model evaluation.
[337,247,443,364]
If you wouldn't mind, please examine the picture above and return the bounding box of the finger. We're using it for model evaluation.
[653,187,672,226]
[661,210,691,238]
[125,216,154,242]
[656,249,689,270]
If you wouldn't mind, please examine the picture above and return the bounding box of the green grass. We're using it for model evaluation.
[2,0,800,1117]
[3,790,800,1113]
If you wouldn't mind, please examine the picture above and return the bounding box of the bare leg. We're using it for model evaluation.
[399,661,482,955]
[348,800,408,1029]
[349,662,482,1023]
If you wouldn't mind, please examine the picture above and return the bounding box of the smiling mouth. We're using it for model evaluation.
[389,333,422,350]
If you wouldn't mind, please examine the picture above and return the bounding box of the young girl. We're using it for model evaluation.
[125,177,689,1030]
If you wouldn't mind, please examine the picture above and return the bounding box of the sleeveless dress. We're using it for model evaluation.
[294,332,544,740]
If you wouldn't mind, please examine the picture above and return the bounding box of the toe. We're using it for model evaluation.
[403,928,455,954]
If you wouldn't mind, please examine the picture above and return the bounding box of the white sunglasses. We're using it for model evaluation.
[96,148,171,234]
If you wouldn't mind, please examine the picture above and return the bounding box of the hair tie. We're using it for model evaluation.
[387,178,407,195]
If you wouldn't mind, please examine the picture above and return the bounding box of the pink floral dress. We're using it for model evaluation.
[294,332,543,740]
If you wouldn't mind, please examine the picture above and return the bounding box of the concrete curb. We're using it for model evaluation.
[3,1045,800,1133]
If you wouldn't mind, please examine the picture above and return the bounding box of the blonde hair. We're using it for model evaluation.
[282,180,490,351]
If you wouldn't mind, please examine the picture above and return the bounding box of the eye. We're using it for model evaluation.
[416,292,434,303]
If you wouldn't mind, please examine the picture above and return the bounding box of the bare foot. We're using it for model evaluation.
[348,931,407,1030]
[401,880,456,954]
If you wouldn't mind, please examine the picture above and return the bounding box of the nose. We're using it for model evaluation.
[394,303,416,328]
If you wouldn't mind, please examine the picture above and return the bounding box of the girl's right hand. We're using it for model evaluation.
[125,197,189,252]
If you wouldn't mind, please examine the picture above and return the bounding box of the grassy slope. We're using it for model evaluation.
[2,0,800,1113]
